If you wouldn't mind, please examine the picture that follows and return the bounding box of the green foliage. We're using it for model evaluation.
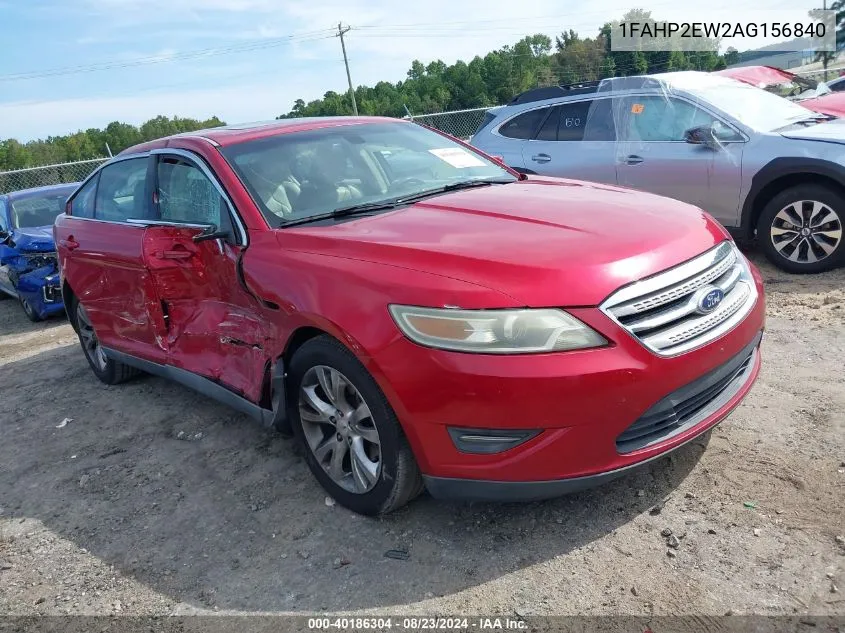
[0,115,225,172]
[279,12,731,120]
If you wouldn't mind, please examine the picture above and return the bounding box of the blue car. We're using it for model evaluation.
[0,183,78,321]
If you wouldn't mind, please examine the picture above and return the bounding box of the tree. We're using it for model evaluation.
[0,115,225,171]
[810,4,845,75]
[724,47,740,66]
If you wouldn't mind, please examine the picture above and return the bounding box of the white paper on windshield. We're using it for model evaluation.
[428,147,486,168]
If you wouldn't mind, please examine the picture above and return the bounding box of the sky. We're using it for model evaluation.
[0,0,824,142]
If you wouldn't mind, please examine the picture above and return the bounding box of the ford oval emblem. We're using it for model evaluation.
[694,286,725,314]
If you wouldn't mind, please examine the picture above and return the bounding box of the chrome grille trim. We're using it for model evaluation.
[611,244,735,317]
[601,242,758,357]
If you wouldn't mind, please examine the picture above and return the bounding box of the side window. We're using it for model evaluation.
[156,157,225,226]
[583,98,616,141]
[499,107,547,139]
[94,158,149,222]
[535,107,560,141]
[531,101,611,142]
[70,176,98,219]
[619,96,735,142]
[556,101,591,142]
[0,200,8,232]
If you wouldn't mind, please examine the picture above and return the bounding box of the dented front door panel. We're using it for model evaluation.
[141,225,270,401]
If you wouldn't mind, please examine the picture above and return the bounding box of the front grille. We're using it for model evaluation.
[601,242,757,356]
[616,334,760,453]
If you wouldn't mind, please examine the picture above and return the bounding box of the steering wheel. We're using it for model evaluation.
[389,177,427,192]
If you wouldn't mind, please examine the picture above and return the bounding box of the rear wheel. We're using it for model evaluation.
[288,335,423,515]
[757,184,845,274]
[20,297,42,322]
[73,299,140,385]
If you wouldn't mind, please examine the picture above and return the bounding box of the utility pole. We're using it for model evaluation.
[824,0,829,79]
[337,22,358,116]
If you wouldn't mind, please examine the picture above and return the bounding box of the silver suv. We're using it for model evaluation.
[471,71,845,273]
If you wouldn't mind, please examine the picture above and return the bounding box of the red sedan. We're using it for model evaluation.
[54,117,765,514]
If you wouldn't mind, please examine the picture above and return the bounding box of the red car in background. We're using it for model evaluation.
[715,65,845,118]
[54,117,765,514]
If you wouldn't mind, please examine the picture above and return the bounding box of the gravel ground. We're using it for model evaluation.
[0,250,843,618]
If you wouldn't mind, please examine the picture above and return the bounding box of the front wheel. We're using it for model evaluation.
[757,184,845,274]
[20,297,42,322]
[288,335,423,515]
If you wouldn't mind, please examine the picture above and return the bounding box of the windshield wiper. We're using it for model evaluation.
[391,177,514,204]
[278,179,514,228]
[787,113,837,127]
[278,198,408,228]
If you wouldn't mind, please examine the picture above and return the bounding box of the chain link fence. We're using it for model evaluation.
[0,109,498,194]
[0,158,107,195]
[408,106,496,140]
[2,69,841,195]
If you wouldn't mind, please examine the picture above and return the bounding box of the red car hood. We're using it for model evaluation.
[715,65,801,88]
[798,92,845,118]
[278,178,729,307]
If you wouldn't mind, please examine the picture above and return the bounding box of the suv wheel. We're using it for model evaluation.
[288,335,423,515]
[757,184,844,273]
[20,297,42,322]
[72,299,141,385]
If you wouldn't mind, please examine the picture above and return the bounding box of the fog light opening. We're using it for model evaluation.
[447,427,541,454]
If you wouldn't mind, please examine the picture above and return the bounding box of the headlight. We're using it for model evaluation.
[388,305,607,354]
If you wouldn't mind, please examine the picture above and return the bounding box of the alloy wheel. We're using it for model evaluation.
[298,365,382,494]
[770,200,843,264]
[76,303,107,371]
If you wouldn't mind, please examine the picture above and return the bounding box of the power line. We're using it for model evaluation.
[0,30,336,83]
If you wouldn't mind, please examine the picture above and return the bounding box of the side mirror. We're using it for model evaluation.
[684,125,721,150]
[0,230,11,245]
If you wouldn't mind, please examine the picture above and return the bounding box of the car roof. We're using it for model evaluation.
[499,71,739,111]
[120,116,407,154]
[3,182,79,201]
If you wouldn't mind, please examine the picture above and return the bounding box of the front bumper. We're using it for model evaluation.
[423,332,761,501]
[17,269,64,319]
[367,267,765,489]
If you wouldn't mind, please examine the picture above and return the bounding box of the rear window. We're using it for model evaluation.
[498,108,547,139]
[473,111,498,137]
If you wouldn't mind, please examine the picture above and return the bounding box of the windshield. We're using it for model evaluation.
[10,194,68,229]
[221,121,516,226]
[682,80,816,131]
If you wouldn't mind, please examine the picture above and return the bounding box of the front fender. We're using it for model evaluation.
[740,156,845,238]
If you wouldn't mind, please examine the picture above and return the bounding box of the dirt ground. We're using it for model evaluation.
[0,249,843,618]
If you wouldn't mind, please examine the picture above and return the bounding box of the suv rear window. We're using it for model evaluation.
[498,108,547,139]
[473,111,498,137]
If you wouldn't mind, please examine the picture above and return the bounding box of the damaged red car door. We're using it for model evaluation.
[141,151,269,401]
[56,156,166,363]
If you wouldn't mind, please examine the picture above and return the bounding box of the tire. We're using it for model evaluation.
[287,335,423,515]
[71,297,141,385]
[20,297,42,322]
[757,184,845,274]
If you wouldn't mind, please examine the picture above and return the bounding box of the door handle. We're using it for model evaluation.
[156,249,193,260]
[625,155,644,165]
[531,153,552,164]
[59,238,79,251]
